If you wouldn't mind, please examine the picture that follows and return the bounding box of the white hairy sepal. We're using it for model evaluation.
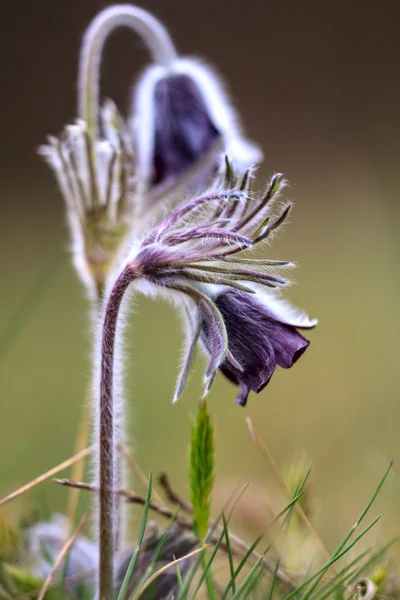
[132,57,263,190]
[204,278,317,329]
[247,286,318,329]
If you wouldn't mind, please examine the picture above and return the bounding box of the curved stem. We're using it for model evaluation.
[98,264,136,600]
[78,4,178,138]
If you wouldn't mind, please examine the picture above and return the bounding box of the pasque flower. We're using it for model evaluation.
[133,58,262,200]
[96,168,317,597]
[40,7,263,596]
[113,170,316,405]
[40,5,316,598]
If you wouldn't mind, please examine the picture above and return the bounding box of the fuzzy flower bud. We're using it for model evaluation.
[133,58,262,199]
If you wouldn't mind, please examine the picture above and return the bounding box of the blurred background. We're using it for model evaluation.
[0,0,399,550]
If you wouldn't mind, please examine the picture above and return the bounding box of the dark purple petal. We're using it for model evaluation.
[202,289,310,406]
[152,74,220,185]
[261,315,309,368]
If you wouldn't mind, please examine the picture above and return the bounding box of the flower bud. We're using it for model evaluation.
[133,58,262,194]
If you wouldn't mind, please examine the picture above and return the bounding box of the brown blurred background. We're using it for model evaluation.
[0,0,399,546]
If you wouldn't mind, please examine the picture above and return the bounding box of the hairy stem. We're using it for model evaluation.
[78,4,177,138]
[98,265,136,600]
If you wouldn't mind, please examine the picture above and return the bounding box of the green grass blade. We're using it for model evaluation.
[117,473,153,600]
[345,536,400,587]
[222,513,236,595]
[202,549,218,600]
[286,464,391,600]
[175,562,184,592]
[284,468,311,530]
[177,552,203,600]
[284,516,381,600]
[316,550,371,600]
[131,510,180,594]
[189,526,226,599]
[177,512,225,600]
[230,553,265,600]
[246,566,264,596]
[220,487,304,600]
[332,463,392,559]
[271,491,305,528]
[268,559,281,600]
[220,535,263,600]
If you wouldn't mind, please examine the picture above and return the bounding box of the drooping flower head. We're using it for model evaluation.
[202,289,315,406]
[120,167,316,405]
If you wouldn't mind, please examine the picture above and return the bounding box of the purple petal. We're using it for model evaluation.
[202,290,276,403]
[152,74,220,185]
[235,383,251,407]
[201,289,311,405]
[261,318,309,368]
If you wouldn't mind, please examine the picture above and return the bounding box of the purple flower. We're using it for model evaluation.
[26,515,98,591]
[151,74,219,185]
[202,289,316,406]
[132,59,262,195]
[122,169,317,404]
